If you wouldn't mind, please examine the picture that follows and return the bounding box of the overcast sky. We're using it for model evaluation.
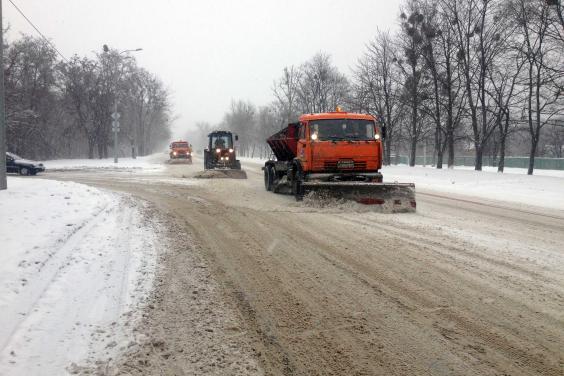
[5,0,401,136]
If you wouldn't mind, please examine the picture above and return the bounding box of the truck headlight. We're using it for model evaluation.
[216,148,221,153]
[229,148,234,153]
[311,133,318,141]
[374,134,380,140]
[173,151,177,155]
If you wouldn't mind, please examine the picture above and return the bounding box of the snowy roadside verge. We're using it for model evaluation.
[42,154,167,172]
[239,157,564,211]
[382,165,564,211]
[0,177,161,375]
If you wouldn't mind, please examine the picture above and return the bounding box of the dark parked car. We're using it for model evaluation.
[6,152,45,175]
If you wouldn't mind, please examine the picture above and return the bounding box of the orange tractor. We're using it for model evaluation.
[169,140,192,163]
[263,109,416,211]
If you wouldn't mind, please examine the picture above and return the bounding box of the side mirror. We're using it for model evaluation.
[381,126,387,140]
[235,135,239,141]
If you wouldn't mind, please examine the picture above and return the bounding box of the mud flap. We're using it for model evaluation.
[301,182,416,212]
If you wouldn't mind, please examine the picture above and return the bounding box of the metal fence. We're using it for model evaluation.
[391,155,564,170]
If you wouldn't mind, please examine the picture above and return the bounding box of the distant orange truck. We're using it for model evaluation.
[169,140,192,163]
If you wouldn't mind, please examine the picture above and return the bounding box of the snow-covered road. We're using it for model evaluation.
[0,178,159,375]
[2,154,564,375]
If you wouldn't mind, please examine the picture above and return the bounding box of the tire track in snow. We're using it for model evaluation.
[0,200,114,354]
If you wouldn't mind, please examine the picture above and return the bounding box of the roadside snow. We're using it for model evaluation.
[0,177,159,375]
[382,165,564,211]
[239,157,564,211]
[450,165,564,178]
[43,153,167,172]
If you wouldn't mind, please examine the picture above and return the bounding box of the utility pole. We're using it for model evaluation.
[0,1,7,190]
[111,104,120,163]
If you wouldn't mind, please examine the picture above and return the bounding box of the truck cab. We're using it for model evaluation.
[169,140,192,162]
[295,111,384,180]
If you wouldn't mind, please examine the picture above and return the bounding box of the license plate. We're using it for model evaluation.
[337,160,354,169]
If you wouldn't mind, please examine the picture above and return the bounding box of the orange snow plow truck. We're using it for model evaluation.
[263,108,416,212]
[169,140,192,163]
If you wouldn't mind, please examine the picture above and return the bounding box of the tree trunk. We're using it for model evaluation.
[436,148,443,169]
[445,55,455,169]
[384,137,392,166]
[498,112,509,173]
[475,145,483,171]
[88,139,95,159]
[409,137,417,167]
[527,137,537,175]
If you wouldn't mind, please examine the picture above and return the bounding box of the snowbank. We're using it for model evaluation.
[239,157,564,211]
[43,153,167,172]
[382,165,564,211]
[0,177,159,374]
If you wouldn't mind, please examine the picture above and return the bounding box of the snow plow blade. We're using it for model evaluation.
[194,169,247,179]
[301,182,416,212]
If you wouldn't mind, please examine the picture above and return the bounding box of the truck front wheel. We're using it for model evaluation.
[292,174,304,201]
[264,165,274,191]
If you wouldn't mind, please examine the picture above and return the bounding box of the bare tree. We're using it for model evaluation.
[442,0,508,170]
[511,0,564,174]
[58,56,100,158]
[395,1,430,166]
[272,66,301,123]
[354,30,404,165]
[296,53,349,113]
[4,36,59,159]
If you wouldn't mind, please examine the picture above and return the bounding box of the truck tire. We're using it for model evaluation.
[264,165,274,191]
[291,161,304,201]
[234,160,241,170]
[292,177,304,201]
[204,152,209,170]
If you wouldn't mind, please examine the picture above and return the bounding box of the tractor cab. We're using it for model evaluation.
[204,131,241,170]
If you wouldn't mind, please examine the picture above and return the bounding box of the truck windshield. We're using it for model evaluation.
[172,142,189,148]
[309,119,376,141]
[211,135,233,149]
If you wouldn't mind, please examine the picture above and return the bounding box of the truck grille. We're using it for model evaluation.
[323,160,367,171]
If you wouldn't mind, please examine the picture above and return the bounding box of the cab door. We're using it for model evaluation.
[296,122,311,171]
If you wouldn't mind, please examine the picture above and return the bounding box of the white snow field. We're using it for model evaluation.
[43,153,167,172]
[239,157,564,211]
[382,165,564,211]
[0,178,160,375]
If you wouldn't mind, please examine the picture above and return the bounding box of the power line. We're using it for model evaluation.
[7,0,69,62]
